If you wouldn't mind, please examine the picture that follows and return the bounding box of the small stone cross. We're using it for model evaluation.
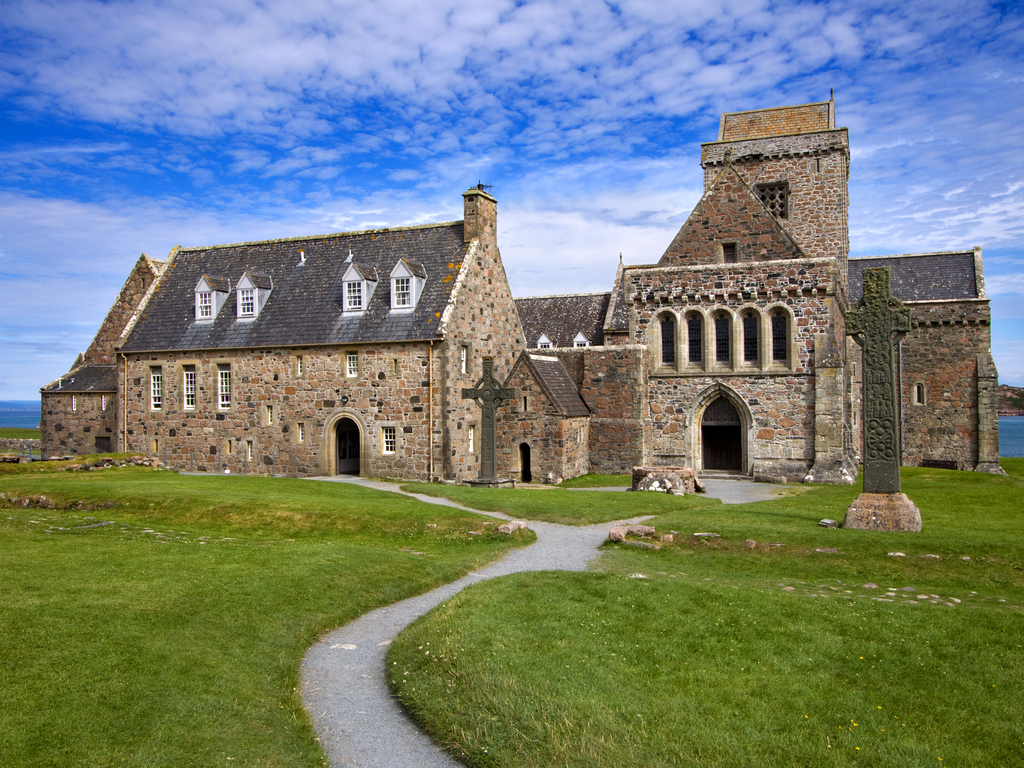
[461,357,515,480]
[847,267,911,494]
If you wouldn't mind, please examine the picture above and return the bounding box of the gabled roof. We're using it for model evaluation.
[658,162,806,266]
[240,272,273,290]
[41,365,117,393]
[849,251,980,302]
[199,275,231,292]
[345,263,379,282]
[120,222,470,352]
[515,292,610,348]
[605,260,630,333]
[507,353,590,418]
[393,258,427,279]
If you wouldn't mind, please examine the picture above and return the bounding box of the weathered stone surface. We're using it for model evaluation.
[497,521,527,534]
[608,527,626,543]
[843,492,922,532]
[462,357,515,481]
[625,525,656,537]
[631,466,705,494]
[745,539,757,548]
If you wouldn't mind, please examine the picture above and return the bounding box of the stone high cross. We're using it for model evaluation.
[847,267,910,493]
[461,357,515,480]
[844,267,922,532]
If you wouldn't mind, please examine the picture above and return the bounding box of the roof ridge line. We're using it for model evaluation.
[514,291,610,300]
[852,250,975,260]
[180,220,464,252]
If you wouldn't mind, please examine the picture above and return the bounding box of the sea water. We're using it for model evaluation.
[1001,416,1024,458]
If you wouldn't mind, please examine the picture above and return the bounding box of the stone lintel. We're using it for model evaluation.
[843,492,922,532]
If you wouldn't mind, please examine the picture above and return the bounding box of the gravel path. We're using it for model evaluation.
[300,475,780,767]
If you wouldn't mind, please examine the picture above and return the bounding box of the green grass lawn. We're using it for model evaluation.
[0,427,40,439]
[0,465,531,768]
[558,473,633,488]
[400,481,709,525]
[389,460,1024,768]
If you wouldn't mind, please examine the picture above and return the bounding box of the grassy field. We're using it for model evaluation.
[389,460,1024,767]
[0,427,40,439]
[558,473,633,488]
[400,480,707,525]
[0,463,531,768]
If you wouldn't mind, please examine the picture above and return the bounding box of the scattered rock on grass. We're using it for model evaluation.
[498,521,527,534]
[818,519,838,528]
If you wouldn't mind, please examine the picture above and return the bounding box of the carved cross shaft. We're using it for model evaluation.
[847,267,911,494]
[461,357,515,480]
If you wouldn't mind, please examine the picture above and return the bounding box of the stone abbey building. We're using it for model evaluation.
[41,99,1003,482]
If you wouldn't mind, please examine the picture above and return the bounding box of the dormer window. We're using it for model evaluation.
[342,262,378,314]
[390,259,426,310]
[194,275,230,321]
[537,333,553,349]
[235,272,272,320]
[573,332,591,348]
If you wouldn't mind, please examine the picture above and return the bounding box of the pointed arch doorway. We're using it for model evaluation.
[701,397,742,471]
[335,418,361,475]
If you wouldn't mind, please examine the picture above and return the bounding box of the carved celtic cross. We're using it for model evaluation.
[461,357,515,480]
[847,267,911,494]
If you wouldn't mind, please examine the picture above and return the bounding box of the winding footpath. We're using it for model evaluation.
[300,476,780,768]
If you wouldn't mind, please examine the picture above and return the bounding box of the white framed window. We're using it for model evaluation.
[218,364,231,409]
[295,355,304,376]
[101,395,107,411]
[346,281,363,311]
[150,368,163,410]
[72,395,77,412]
[183,366,196,410]
[266,404,274,425]
[346,351,359,378]
[197,292,212,318]
[238,288,255,317]
[297,422,305,443]
[394,276,411,307]
[537,333,552,349]
[382,426,396,454]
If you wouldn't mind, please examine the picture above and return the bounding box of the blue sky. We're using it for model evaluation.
[1,0,1022,399]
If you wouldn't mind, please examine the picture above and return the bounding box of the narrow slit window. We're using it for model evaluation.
[660,316,676,365]
[715,315,730,363]
[742,314,759,362]
[771,312,788,362]
[688,315,703,363]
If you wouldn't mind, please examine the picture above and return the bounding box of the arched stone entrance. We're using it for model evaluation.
[335,418,361,475]
[519,443,532,483]
[701,397,742,470]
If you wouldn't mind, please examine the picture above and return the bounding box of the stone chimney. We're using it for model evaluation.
[462,185,497,244]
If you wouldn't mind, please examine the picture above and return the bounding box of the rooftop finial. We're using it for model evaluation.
[619,252,623,264]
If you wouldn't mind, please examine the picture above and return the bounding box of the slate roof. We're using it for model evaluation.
[41,365,117,393]
[849,252,979,303]
[120,223,470,352]
[514,353,590,418]
[515,292,611,348]
[202,275,231,292]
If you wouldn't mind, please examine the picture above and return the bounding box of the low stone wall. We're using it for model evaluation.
[0,438,40,453]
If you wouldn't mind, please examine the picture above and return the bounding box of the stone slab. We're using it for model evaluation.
[843,492,922,532]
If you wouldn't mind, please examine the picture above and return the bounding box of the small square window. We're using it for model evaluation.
[382,426,396,454]
[756,183,788,219]
[238,288,255,316]
[346,282,363,311]
[197,292,213,318]
[394,277,411,307]
[346,351,359,378]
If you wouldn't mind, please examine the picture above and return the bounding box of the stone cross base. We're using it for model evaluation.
[843,492,922,532]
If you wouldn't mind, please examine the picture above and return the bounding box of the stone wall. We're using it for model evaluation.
[897,299,994,471]
[550,345,648,475]
[436,191,526,482]
[719,102,832,141]
[85,255,164,366]
[40,391,118,456]
[123,342,434,478]
[496,363,589,483]
[0,438,40,453]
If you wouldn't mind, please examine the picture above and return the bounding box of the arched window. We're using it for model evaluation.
[771,311,788,362]
[715,314,731,363]
[687,314,703,364]
[660,316,676,365]
[914,383,926,405]
[742,313,759,362]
